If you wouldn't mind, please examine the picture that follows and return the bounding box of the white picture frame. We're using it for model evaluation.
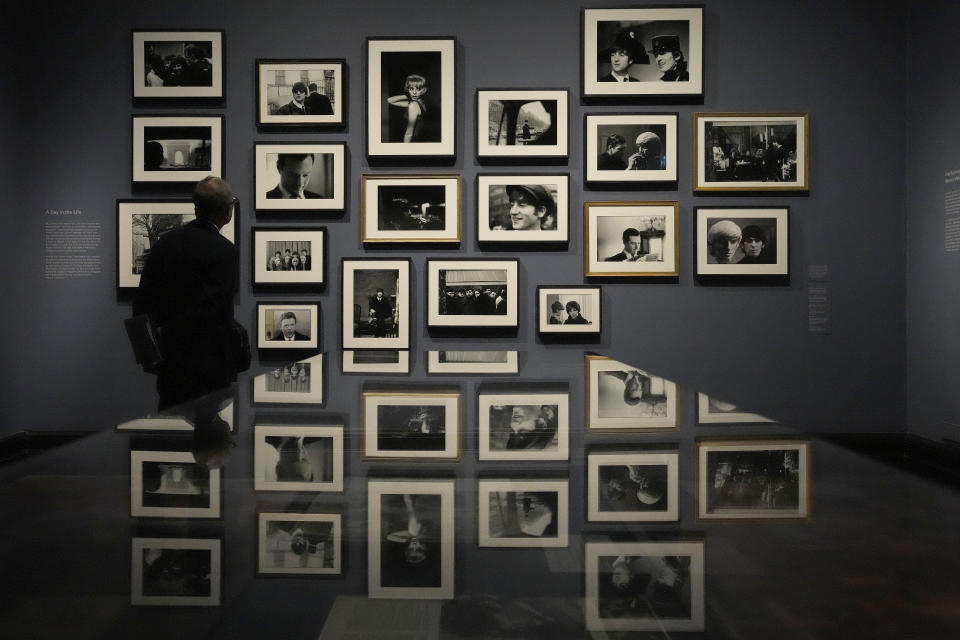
[426,259,519,328]
[254,143,345,212]
[361,390,462,461]
[476,174,569,243]
[254,424,344,492]
[477,479,569,548]
[257,512,342,575]
[475,89,569,159]
[257,303,320,350]
[585,354,679,431]
[252,354,324,405]
[132,115,223,184]
[587,451,679,522]
[477,391,569,461]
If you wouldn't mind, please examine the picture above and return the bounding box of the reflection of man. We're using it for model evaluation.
[601,369,659,406]
[627,131,663,170]
[369,288,393,337]
[598,28,648,82]
[271,311,309,341]
[270,520,333,566]
[276,81,309,115]
[266,154,323,199]
[739,225,772,264]
[504,184,555,231]
[305,82,334,115]
[650,35,689,82]
[597,134,627,170]
[707,220,743,264]
[605,228,652,262]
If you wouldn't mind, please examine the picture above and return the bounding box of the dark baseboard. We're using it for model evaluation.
[816,432,960,488]
[0,430,91,464]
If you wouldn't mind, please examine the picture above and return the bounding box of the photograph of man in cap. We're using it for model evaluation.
[598,27,648,82]
[650,35,689,82]
[490,184,557,231]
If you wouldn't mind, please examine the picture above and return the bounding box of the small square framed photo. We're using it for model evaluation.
[477,391,569,461]
[361,174,461,243]
[694,112,809,192]
[132,115,223,184]
[587,451,679,522]
[585,113,678,184]
[478,479,569,548]
[341,350,411,374]
[258,512,342,575]
[361,389,461,461]
[697,439,810,520]
[586,354,679,431]
[476,89,568,160]
[256,59,345,127]
[254,424,344,492]
[584,201,679,277]
[131,537,221,606]
[697,393,774,424]
[585,541,705,632]
[695,207,789,276]
[427,259,519,328]
[368,479,455,599]
[582,7,704,99]
[254,143,346,213]
[133,30,224,99]
[476,175,568,244]
[252,227,326,288]
[366,38,456,160]
[537,286,601,335]
[130,450,220,519]
[257,303,319,350]
[253,354,324,405]
[341,258,411,350]
[427,350,518,375]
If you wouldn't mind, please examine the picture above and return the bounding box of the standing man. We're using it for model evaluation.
[266,153,323,199]
[599,28,648,82]
[650,35,689,82]
[305,82,334,115]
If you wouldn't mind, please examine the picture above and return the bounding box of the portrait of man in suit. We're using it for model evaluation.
[266,153,323,199]
[271,311,310,341]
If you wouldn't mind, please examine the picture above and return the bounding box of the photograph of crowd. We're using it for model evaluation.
[437,269,508,316]
[259,513,340,575]
[142,40,214,88]
[132,537,220,606]
[254,425,343,492]
[700,442,808,518]
[478,480,567,547]
[704,122,797,183]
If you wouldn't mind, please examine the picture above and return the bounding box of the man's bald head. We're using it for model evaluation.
[193,176,236,228]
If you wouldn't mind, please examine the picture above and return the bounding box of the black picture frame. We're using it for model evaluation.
[255,58,346,129]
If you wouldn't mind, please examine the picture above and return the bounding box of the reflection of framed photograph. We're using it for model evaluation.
[131,537,221,606]
[477,391,569,461]
[254,143,345,213]
[476,89,568,159]
[582,7,704,99]
[117,199,235,289]
[695,207,789,276]
[694,112,809,192]
[133,30,224,99]
[362,390,461,461]
[130,450,220,519]
[586,354,679,431]
[253,354,324,405]
[426,259,519,328]
[476,175,568,243]
[251,227,326,287]
[587,451,678,522]
[366,38,456,159]
[254,424,344,492]
[361,174,461,243]
[132,115,223,184]
[258,512,342,575]
[257,303,319,350]
[585,113,678,184]
[585,201,679,277]
[537,286,601,335]
[116,401,234,433]
[341,350,411,374]
[341,258,411,350]
[697,439,810,520]
[427,350,518,375]
[697,393,775,424]
[585,541,704,632]
[256,59,345,127]
[477,479,568,548]
[368,479,455,599]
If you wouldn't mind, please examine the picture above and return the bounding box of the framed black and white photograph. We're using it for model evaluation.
[584,541,705,632]
[582,7,703,99]
[254,143,345,213]
[427,350,518,375]
[476,89,568,160]
[253,354,324,405]
[362,390,461,461]
[586,355,679,431]
[585,113,678,184]
[697,393,775,424]
[367,479,455,599]
[361,174,461,243]
[131,537,220,606]
[366,38,456,159]
[258,512,342,575]
[254,424,344,492]
[695,207,789,276]
[584,201,679,277]
[476,175,568,244]
[132,115,223,184]
[117,199,235,289]
[252,227,326,287]
[694,112,809,191]
[341,258,411,350]
[133,30,224,99]
[256,59,345,127]
[130,450,220,519]
[697,439,810,519]
[341,350,411,374]
[537,286,601,335]
[477,479,569,548]
[477,391,569,461]
[257,303,319,350]
[116,401,234,433]
[427,259,519,328]
[587,451,679,522]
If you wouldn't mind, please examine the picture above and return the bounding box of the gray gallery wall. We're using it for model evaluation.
[0,0,913,438]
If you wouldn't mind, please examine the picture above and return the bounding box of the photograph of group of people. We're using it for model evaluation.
[265,241,313,272]
[705,122,798,183]
[702,445,805,516]
[142,40,214,87]
[437,268,508,316]
[264,362,312,392]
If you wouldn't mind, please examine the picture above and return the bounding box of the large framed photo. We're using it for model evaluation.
[341,350,411,374]
[537,286,601,335]
[130,450,220,519]
[258,512,342,576]
[341,258,411,350]
[132,115,223,184]
[585,113,678,184]
[477,479,569,548]
[476,175,569,244]
[694,112,809,191]
[584,201,679,277]
[131,537,221,606]
[585,541,705,632]
[367,479,455,599]
[477,391,569,461]
[254,424,344,492]
[697,439,810,519]
[586,355,679,431]
[257,303,319,350]
[695,207,789,276]
[697,393,774,424]
[427,350,518,375]
[361,174,461,243]
[133,30,224,99]
[254,143,345,213]
[252,227,326,287]
[366,38,456,159]
[256,59,345,127]
[427,259,519,328]
[253,354,324,405]
[361,389,461,461]
[476,89,568,160]
[587,451,679,522]
[582,7,704,99]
